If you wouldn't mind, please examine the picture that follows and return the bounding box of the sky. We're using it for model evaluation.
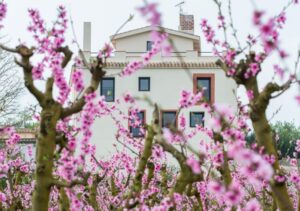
[1,0,300,125]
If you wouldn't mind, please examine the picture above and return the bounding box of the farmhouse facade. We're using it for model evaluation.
[75,15,237,157]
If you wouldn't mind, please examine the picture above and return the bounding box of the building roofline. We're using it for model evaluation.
[105,61,219,69]
[110,25,200,41]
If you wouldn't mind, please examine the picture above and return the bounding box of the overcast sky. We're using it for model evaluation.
[1,0,300,125]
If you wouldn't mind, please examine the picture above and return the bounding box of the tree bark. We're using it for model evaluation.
[32,104,61,211]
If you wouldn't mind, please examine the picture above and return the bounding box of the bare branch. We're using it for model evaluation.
[56,46,73,68]
[0,44,19,53]
[51,173,90,188]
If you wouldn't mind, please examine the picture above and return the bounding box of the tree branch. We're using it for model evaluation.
[51,173,90,188]
[56,46,73,68]
[61,57,106,119]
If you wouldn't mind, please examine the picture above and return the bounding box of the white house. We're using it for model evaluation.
[75,14,237,158]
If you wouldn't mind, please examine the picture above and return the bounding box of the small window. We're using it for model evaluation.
[161,111,177,128]
[147,41,154,51]
[100,78,115,102]
[129,111,145,137]
[190,112,204,127]
[197,78,211,101]
[139,77,150,91]
[193,74,215,103]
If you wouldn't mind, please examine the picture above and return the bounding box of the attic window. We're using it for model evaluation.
[147,41,154,51]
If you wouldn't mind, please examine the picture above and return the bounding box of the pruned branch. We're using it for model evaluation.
[56,46,73,68]
[52,173,90,188]
[61,57,106,119]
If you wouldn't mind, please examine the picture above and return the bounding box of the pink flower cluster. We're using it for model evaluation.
[0,2,7,28]
[28,6,71,104]
[178,90,203,108]
[98,42,114,58]
[186,156,201,174]
[121,32,170,77]
[137,3,161,26]
[200,19,216,43]
[71,69,84,92]
[253,10,283,55]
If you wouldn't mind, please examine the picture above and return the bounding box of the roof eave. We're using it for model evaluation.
[110,26,200,41]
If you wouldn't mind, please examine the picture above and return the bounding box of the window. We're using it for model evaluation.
[100,78,115,102]
[147,41,154,51]
[161,111,177,128]
[139,77,150,91]
[190,112,205,127]
[129,111,146,137]
[193,74,215,103]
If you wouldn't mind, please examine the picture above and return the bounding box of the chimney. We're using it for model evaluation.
[179,14,194,34]
[83,22,91,53]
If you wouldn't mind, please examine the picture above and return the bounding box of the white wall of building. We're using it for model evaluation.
[115,31,195,53]
[82,67,236,158]
[75,26,237,158]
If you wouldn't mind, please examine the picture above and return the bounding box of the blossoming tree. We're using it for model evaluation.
[0,0,300,210]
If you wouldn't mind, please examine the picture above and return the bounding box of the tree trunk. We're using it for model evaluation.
[59,187,70,211]
[251,112,293,211]
[32,105,61,211]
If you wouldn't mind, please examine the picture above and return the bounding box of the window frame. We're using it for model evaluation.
[190,112,205,127]
[100,77,115,102]
[160,110,178,128]
[146,41,154,51]
[129,110,146,138]
[138,77,151,91]
[193,73,215,104]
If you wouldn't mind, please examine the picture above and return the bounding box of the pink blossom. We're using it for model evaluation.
[0,192,6,202]
[0,2,7,27]
[99,42,114,58]
[123,92,135,104]
[32,62,45,79]
[276,12,286,28]
[186,156,201,174]
[71,69,84,92]
[274,175,286,183]
[179,115,186,129]
[121,32,168,77]
[253,10,264,26]
[246,90,254,101]
[243,199,261,211]
[137,3,161,26]
[209,117,221,132]
[274,65,285,80]
[295,95,300,105]
[163,128,173,143]
[260,19,275,36]
[225,180,244,206]
[245,63,260,79]
[200,19,216,43]
[279,50,288,58]
[217,15,225,28]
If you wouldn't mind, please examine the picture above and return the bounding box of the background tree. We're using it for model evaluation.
[0,47,23,123]
[1,105,39,129]
[247,121,300,158]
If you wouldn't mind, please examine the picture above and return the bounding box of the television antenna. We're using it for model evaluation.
[175,1,185,14]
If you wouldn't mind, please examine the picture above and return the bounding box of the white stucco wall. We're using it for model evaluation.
[76,27,237,159]
[80,67,237,158]
[114,31,195,53]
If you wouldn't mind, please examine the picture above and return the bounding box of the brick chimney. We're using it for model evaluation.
[179,14,194,34]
